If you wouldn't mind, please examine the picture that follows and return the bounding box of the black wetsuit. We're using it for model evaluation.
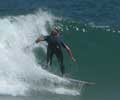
[44,35,66,75]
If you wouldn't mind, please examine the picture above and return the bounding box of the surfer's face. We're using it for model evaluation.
[51,30,59,37]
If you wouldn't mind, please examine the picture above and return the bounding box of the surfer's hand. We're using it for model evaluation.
[35,39,40,43]
[72,57,76,63]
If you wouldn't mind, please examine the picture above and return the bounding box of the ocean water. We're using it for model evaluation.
[0,0,120,100]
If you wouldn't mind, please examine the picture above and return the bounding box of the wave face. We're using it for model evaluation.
[0,10,83,96]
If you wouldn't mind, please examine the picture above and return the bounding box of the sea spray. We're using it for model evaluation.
[0,10,83,96]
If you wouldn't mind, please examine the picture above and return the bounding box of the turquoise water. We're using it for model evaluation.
[0,0,120,100]
[61,22,120,100]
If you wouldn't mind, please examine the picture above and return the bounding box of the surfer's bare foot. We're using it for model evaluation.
[59,72,64,77]
[42,63,51,71]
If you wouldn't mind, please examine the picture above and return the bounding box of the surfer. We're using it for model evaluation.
[35,28,76,76]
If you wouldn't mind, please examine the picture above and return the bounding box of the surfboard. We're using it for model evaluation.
[64,77,95,86]
[41,64,95,86]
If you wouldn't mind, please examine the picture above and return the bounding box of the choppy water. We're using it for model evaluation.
[0,0,120,100]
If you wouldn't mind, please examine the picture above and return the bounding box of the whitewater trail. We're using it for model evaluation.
[0,10,83,96]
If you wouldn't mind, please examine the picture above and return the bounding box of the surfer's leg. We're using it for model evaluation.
[49,51,54,66]
[47,49,53,68]
[55,51,65,76]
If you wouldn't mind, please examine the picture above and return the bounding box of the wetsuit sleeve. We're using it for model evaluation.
[44,36,49,42]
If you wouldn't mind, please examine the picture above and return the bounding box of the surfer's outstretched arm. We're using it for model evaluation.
[35,36,45,43]
[64,44,76,62]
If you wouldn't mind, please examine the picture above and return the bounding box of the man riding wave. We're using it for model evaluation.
[35,28,76,76]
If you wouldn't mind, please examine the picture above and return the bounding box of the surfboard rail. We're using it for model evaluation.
[65,77,96,86]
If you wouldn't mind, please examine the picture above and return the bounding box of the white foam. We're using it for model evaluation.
[0,10,83,96]
[49,87,80,96]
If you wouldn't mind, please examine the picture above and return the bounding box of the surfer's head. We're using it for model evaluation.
[54,27,60,33]
[51,28,60,37]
